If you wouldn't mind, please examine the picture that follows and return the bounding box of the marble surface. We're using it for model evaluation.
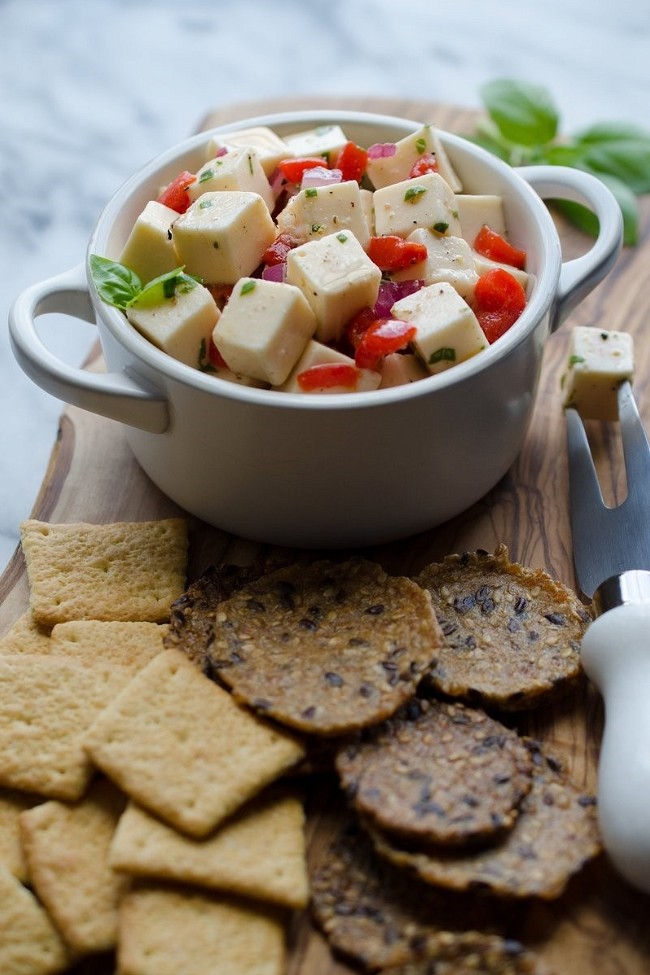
[1,0,648,572]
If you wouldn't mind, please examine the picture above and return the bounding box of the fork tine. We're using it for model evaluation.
[618,381,650,489]
[565,407,605,511]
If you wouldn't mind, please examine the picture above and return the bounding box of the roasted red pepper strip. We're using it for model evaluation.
[335,141,369,183]
[157,170,196,214]
[409,152,439,178]
[343,306,377,352]
[354,318,417,370]
[207,338,228,369]
[262,233,296,266]
[474,268,527,343]
[297,363,360,391]
[367,236,428,271]
[278,157,329,183]
[474,225,527,270]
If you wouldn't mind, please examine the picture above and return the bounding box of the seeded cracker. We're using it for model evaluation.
[335,698,534,846]
[368,742,600,900]
[19,519,188,626]
[414,546,591,709]
[211,558,442,736]
[0,863,70,975]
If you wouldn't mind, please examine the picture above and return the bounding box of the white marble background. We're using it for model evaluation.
[1,0,648,571]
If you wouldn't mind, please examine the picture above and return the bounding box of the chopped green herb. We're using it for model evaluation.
[305,188,318,198]
[240,280,256,296]
[336,232,348,243]
[199,169,214,183]
[429,347,456,365]
[451,210,459,219]
[569,354,586,366]
[133,267,197,308]
[600,332,610,340]
[404,186,427,203]
[199,198,214,209]
[432,221,449,234]
[311,223,324,233]
[415,137,427,154]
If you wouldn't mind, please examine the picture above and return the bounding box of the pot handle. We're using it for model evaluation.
[516,165,623,332]
[9,263,169,434]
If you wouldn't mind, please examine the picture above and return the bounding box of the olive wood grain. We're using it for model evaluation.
[1,97,649,974]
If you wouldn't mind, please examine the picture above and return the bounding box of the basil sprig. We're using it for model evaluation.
[469,79,650,245]
[89,255,199,310]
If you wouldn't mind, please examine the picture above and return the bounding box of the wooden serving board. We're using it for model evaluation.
[2,97,650,973]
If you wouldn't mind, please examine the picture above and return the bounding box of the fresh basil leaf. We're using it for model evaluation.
[573,121,650,145]
[480,78,559,147]
[129,267,196,308]
[89,255,142,310]
[553,173,638,246]
[577,138,650,195]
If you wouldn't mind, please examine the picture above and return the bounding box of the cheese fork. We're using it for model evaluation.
[566,379,650,894]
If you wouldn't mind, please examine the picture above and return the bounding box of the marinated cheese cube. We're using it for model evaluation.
[278,340,381,393]
[212,277,316,386]
[126,281,219,368]
[561,325,634,421]
[392,230,479,301]
[379,352,429,388]
[392,281,486,375]
[473,253,530,291]
[118,201,179,284]
[366,124,463,192]
[286,231,381,344]
[373,173,462,240]
[206,126,291,176]
[188,147,274,211]
[283,124,348,165]
[276,180,371,247]
[172,191,276,285]
[360,188,375,235]
[455,194,506,248]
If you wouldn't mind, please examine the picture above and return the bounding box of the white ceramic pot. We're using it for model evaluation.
[9,111,623,547]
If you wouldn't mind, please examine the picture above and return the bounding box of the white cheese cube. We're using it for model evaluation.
[283,124,348,165]
[455,194,506,247]
[392,282,486,375]
[188,147,274,211]
[373,173,462,240]
[379,352,429,388]
[561,325,634,421]
[276,180,371,248]
[126,281,219,368]
[118,201,179,284]
[473,253,531,291]
[366,124,462,192]
[212,277,316,386]
[206,126,291,176]
[278,340,381,393]
[286,231,381,344]
[360,188,375,235]
[210,365,269,388]
[172,191,277,284]
[392,231,479,301]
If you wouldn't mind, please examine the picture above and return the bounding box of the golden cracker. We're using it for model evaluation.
[0,863,70,975]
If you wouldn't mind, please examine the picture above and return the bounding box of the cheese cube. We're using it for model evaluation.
[473,253,530,291]
[212,277,316,386]
[379,352,429,388]
[188,147,273,211]
[392,231,479,301]
[373,173,462,240]
[172,191,276,284]
[392,282,486,375]
[561,325,634,421]
[360,188,375,235]
[286,231,381,344]
[126,281,219,368]
[276,180,371,247]
[366,124,462,192]
[455,194,506,247]
[206,126,291,176]
[283,124,348,165]
[278,340,381,393]
[118,201,179,284]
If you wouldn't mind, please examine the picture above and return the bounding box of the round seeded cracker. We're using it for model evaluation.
[210,558,442,736]
[414,546,592,709]
[335,698,534,847]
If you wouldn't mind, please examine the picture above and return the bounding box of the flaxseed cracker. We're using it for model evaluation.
[50,619,167,671]
[0,863,70,975]
[414,546,591,709]
[211,558,442,736]
[335,698,534,847]
[19,778,129,955]
[19,518,188,626]
[378,933,550,975]
[369,742,600,900]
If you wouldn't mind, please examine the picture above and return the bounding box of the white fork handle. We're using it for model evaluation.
[581,602,650,892]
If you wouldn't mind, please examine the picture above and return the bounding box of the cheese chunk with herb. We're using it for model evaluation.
[392,281,486,375]
[188,147,273,211]
[373,172,462,240]
[206,126,291,176]
[473,253,530,291]
[561,325,634,421]
[172,191,277,284]
[366,123,463,192]
[126,281,219,369]
[276,180,371,247]
[278,340,381,393]
[212,277,316,386]
[392,230,479,301]
[283,124,348,165]
[118,201,179,285]
[286,231,381,344]
[455,194,507,247]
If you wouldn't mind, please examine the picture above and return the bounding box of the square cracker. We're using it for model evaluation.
[84,648,306,837]
[50,620,168,671]
[0,612,52,654]
[19,518,188,626]
[0,863,70,975]
[118,881,287,975]
[110,787,308,909]
[0,654,133,800]
[19,778,129,955]
[0,788,43,882]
